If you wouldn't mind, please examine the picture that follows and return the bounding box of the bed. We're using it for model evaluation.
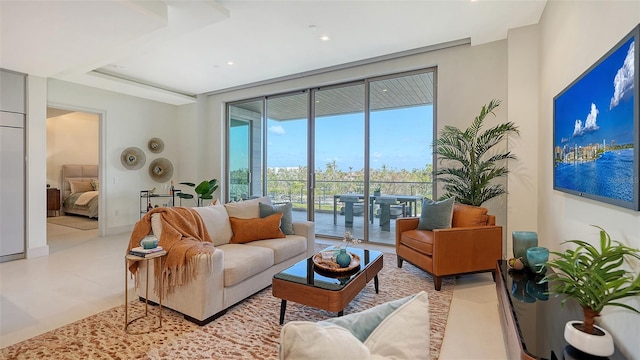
[61,165,99,218]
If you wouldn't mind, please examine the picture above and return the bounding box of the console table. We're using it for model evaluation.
[496,260,626,360]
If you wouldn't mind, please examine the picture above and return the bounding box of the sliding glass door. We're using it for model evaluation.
[368,72,435,239]
[226,68,435,245]
[313,83,366,240]
[266,93,309,223]
[228,100,263,200]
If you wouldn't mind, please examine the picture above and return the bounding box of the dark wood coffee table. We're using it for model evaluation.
[272,247,383,324]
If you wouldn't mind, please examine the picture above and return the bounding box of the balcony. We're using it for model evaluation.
[265,179,432,246]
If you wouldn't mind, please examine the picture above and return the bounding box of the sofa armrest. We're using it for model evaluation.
[135,247,225,321]
[293,220,316,257]
[431,226,503,275]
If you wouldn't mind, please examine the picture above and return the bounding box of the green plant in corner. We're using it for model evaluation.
[176,179,219,206]
[544,225,640,336]
[434,99,519,206]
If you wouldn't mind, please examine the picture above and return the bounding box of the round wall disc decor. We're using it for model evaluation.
[120,147,146,170]
[148,158,173,183]
[148,137,165,153]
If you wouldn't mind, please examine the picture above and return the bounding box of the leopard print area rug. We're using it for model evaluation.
[1,248,454,360]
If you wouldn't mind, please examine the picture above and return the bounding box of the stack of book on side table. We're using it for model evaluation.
[128,246,164,257]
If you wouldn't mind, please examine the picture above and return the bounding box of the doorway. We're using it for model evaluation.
[46,107,101,245]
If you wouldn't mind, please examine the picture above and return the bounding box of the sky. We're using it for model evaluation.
[265,105,433,171]
[554,37,635,149]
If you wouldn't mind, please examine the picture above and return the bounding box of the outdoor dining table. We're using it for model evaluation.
[333,194,423,228]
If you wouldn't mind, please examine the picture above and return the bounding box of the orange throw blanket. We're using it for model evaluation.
[127,207,215,295]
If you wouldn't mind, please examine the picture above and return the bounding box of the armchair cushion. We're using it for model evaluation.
[417,198,454,231]
[451,203,489,227]
[399,230,434,256]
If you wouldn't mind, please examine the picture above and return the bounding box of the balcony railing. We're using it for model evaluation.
[266,179,433,212]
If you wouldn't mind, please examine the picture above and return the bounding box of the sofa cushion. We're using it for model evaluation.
[247,235,307,264]
[452,203,489,227]
[225,196,271,219]
[279,291,430,360]
[192,204,233,246]
[399,230,434,256]
[229,213,286,244]
[259,202,294,235]
[217,244,275,286]
[417,197,454,231]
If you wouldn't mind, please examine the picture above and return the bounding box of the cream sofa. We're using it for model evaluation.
[134,197,315,325]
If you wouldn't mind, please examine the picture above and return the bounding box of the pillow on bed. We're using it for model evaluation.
[90,178,99,191]
[69,180,94,194]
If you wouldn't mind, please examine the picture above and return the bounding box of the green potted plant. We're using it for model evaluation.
[544,225,640,356]
[176,179,219,206]
[433,99,519,206]
[373,185,381,196]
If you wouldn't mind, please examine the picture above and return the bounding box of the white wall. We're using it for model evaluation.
[46,111,99,189]
[26,75,49,258]
[506,24,540,258]
[538,1,640,358]
[205,40,510,239]
[47,79,184,235]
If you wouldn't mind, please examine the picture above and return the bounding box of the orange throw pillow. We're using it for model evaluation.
[451,203,489,227]
[229,213,286,244]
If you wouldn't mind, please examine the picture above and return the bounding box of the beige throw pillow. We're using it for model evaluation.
[69,180,93,194]
[224,196,271,219]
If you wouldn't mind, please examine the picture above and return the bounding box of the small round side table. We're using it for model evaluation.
[124,250,166,334]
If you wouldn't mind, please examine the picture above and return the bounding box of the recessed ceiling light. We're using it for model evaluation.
[227,61,234,65]
[320,35,330,41]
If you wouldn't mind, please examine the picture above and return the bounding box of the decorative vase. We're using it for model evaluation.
[335,249,352,268]
[512,231,538,266]
[140,235,159,249]
[564,321,614,357]
[526,246,549,275]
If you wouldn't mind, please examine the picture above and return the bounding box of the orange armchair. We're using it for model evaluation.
[395,203,503,290]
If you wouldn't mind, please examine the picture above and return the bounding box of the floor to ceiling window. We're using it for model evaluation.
[226,68,435,245]
[228,100,263,201]
[266,92,309,217]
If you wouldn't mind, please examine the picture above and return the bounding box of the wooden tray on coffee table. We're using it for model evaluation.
[312,251,360,273]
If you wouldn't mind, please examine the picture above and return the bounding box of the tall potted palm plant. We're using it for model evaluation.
[434,99,519,206]
[544,225,640,356]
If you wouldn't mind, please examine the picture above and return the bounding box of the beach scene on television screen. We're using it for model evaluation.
[554,36,635,203]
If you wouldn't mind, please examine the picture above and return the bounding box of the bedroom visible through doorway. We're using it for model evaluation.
[46,107,100,240]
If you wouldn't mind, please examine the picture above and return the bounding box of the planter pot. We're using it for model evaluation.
[564,321,614,357]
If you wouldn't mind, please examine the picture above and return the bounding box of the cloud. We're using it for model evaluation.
[573,103,600,137]
[268,125,285,135]
[610,40,635,110]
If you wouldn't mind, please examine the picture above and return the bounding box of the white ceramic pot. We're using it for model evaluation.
[564,321,614,357]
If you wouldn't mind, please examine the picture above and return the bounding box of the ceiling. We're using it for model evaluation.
[1,0,547,106]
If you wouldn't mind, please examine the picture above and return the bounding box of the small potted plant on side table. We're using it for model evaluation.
[543,225,640,357]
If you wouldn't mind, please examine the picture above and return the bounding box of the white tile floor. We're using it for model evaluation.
[0,223,507,359]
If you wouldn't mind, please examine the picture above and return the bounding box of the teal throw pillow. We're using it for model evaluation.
[317,292,416,342]
[417,198,454,231]
[259,202,294,235]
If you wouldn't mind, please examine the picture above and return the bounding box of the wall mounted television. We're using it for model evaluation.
[553,24,640,210]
